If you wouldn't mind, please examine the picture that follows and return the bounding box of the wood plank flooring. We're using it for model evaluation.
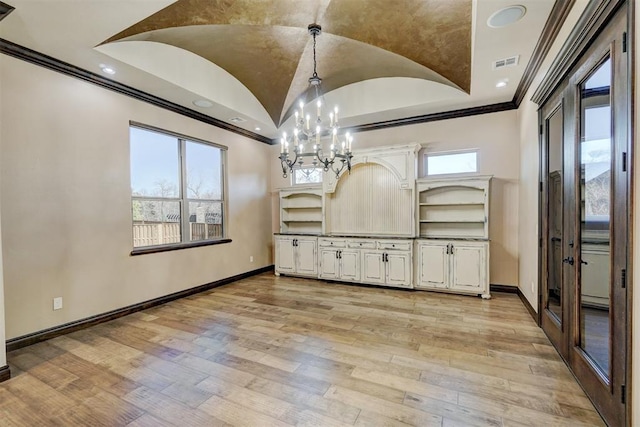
[1,273,604,426]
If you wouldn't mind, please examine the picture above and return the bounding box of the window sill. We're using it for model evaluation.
[130,238,232,256]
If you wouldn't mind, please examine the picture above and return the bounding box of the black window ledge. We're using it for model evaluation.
[131,238,232,256]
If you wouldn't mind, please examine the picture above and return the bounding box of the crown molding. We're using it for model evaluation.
[0,38,273,145]
[513,0,576,107]
[532,0,626,105]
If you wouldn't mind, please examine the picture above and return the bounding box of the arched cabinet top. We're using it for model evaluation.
[324,143,421,194]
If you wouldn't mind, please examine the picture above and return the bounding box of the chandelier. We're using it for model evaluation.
[279,23,353,179]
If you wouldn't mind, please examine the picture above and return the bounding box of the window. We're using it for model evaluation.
[424,150,478,176]
[130,124,227,251]
[293,167,323,185]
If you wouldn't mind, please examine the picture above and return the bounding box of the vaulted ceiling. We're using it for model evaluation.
[0,0,561,140]
[103,0,472,127]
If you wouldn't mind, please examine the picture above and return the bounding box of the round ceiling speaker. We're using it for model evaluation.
[487,5,527,28]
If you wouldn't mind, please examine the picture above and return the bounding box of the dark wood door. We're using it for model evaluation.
[540,94,570,360]
[539,5,629,426]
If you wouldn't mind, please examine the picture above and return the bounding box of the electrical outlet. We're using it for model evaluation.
[250,256,254,263]
[53,297,63,311]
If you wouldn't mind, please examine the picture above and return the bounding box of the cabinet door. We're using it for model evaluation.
[450,243,485,291]
[275,237,296,273]
[362,251,385,284]
[581,243,610,308]
[385,252,411,287]
[339,249,360,282]
[296,238,318,276]
[417,243,449,289]
[319,249,339,280]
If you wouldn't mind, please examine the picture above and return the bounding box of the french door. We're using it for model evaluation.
[539,5,629,426]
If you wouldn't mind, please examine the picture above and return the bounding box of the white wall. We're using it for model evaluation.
[272,110,520,286]
[0,55,273,339]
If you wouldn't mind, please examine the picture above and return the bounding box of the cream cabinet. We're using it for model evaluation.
[361,240,413,288]
[581,242,610,308]
[318,238,360,282]
[274,235,318,277]
[415,240,490,298]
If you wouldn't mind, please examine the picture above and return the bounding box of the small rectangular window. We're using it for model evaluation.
[130,124,226,250]
[425,150,478,176]
[293,167,323,185]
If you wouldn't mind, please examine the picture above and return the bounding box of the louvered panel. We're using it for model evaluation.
[327,163,412,235]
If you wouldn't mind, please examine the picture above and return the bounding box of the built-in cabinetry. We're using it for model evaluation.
[361,240,412,288]
[581,241,610,308]
[274,235,318,277]
[415,240,490,298]
[414,176,491,298]
[318,238,361,282]
[315,237,412,288]
[279,187,323,234]
[274,146,492,298]
[416,176,490,239]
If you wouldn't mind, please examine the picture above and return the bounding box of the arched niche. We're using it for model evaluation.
[323,144,420,237]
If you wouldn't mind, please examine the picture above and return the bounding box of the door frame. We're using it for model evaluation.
[536,0,633,424]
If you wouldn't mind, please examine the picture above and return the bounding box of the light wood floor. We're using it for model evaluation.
[1,273,604,426]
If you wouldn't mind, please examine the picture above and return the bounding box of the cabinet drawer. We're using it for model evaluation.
[347,240,376,249]
[377,241,412,251]
[318,238,346,248]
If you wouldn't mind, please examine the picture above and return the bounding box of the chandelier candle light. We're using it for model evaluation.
[279,23,353,179]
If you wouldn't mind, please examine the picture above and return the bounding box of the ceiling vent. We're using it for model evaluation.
[493,55,519,70]
[229,117,247,123]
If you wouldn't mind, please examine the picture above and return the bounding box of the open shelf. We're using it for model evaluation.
[280,188,323,234]
[416,177,490,239]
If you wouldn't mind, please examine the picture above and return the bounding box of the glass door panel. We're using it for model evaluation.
[546,106,564,323]
[578,57,612,377]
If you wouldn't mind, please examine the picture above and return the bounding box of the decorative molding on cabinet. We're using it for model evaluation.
[324,144,420,194]
[325,163,414,237]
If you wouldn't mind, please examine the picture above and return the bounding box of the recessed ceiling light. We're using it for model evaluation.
[487,5,526,28]
[99,64,116,75]
[229,117,247,123]
[496,79,509,88]
[255,127,261,131]
[193,99,214,108]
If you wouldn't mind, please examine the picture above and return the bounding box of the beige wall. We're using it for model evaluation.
[272,110,520,286]
[0,55,273,339]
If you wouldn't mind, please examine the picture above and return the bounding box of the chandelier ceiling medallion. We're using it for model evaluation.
[279,23,353,179]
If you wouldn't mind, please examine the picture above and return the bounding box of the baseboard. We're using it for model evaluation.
[6,265,274,352]
[490,284,518,294]
[0,365,10,382]
[517,288,539,324]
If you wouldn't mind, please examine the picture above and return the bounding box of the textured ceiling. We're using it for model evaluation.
[102,0,472,127]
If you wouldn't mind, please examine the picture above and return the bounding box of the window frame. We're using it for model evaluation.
[291,166,323,186]
[130,122,230,255]
[423,149,479,177]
